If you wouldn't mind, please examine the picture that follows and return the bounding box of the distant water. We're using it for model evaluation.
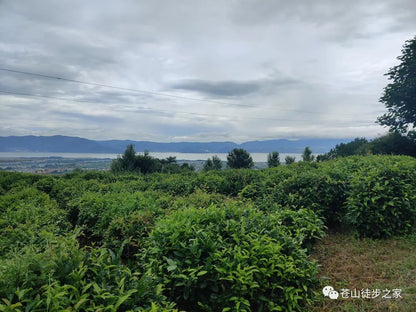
[0,152,306,163]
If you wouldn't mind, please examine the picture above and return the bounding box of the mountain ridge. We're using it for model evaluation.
[0,135,353,153]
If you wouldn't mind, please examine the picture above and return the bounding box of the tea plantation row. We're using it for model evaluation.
[0,155,415,311]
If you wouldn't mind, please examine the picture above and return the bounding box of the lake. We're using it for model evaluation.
[0,152,305,163]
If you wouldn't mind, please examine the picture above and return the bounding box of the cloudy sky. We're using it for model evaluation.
[1,0,415,142]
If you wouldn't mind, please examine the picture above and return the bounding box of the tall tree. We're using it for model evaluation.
[377,36,416,136]
[227,148,254,169]
[135,150,161,174]
[285,156,296,165]
[267,151,280,168]
[302,146,314,162]
[111,144,137,172]
[320,137,369,160]
[203,155,222,171]
[369,132,416,156]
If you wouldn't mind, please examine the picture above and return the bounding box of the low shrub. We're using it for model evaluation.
[219,169,263,196]
[145,203,319,311]
[0,187,69,257]
[172,189,227,210]
[0,231,174,311]
[273,206,326,252]
[105,210,158,261]
[272,170,347,228]
[72,191,166,243]
[149,173,197,196]
[346,160,416,238]
[195,172,228,194]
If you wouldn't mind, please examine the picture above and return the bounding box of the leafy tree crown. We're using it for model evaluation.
[377,36,416,135]
[226,148,254,169]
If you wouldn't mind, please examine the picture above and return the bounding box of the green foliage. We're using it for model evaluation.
[320,137,369,160]
[136,151,163,174]
[346,159,416,238]
[272,169,347,228]
[172,189,227,211]
[2,154,416,311]
[238,181,265,200]
[377,36,416,135]
[0,187,69,258]
[145,204,319,311]
[369,131,416,156]
[302,147,314,162]
[0,172,41,193]
[195,171,227,193]
[149,172,197,196]
[226,148,254,169]
[0,231,173,311]
[70,190,166,244]
[203,155,223,172]
[220,169,261,196]
[274,207,326,252]
[285,156,296,165]
[112,144,137,172]
[111,145,193,174]
[267,151,280,168]
[319,134,416,160]
[104,207,164,261]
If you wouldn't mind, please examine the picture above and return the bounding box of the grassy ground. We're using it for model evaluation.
[309,232,416,311]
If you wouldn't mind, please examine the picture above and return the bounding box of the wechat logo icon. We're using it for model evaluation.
[323,286,339,300]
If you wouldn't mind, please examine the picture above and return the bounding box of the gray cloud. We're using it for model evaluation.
[171,75,302,98]
[0,0,414,142]
[52,111,122,124]
[171,79,261,97]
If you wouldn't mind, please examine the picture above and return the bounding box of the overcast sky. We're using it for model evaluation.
[1,0,415,142]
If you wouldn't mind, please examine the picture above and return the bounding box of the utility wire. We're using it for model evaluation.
[0,67,358,116]
[0,89,374,125]
[0,68,250,108]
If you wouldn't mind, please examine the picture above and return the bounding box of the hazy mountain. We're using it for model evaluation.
[0,135,110,153]
[0,135,353,154]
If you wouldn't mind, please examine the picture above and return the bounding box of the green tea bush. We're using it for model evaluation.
[49,178,90,220]
[149,173,197,196]
[346,160,416,238]
[81,170,116,182]
[271,169,347,228]
[98,179,148,194]
[238,181,266,200]
[0,231,173,311]
[105,209,160,261]
[0,187,69,257]
[0,231,84,298]
[145,203,319,311]
[195,171,228,194]
[66,189,170,247]
[171,189,227,210]
[0,172,41,193]
[33,175,57,194]
[197,169,262,196]
[219,169,263,196]
[71,191,160,242]
[273,207,326,252]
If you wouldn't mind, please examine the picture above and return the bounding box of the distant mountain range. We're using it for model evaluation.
[0,135,353,154]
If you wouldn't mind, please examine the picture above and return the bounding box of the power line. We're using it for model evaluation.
[0,67,358,116]
[0,68,251,108]
[0,89,374,125]
[0,90,94,104]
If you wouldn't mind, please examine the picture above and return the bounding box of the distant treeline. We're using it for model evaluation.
[110,145,304,174]
[111,132,416,174]
[110,144,195,174]
[316,132,416,161]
